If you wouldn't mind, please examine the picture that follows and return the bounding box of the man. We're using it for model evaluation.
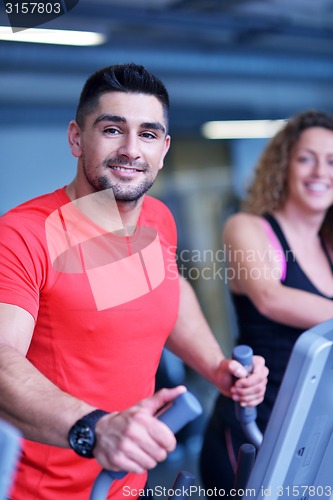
[0,63,268,499]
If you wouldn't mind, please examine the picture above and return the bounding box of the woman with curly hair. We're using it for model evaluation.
[200,109,333,491]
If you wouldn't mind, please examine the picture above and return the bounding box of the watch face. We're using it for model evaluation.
[69,422,95,458]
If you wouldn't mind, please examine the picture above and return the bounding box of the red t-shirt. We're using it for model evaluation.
[0,187,180,499]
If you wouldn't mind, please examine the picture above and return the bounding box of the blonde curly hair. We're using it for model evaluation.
[243,109,333,249]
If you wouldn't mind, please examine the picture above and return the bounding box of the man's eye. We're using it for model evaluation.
[104,127,120,135]
[141,132,156,139]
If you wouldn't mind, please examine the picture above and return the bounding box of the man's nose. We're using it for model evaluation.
[117,133,141,161]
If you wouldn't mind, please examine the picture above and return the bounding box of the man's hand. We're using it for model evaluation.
[93,386,186,473]
[215,355,268,407]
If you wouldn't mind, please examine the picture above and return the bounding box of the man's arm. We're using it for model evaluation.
[0,303,185,473]
[165,276,268,407]
[0,303,94,446]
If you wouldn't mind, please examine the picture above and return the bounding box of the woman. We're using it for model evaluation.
[200,109,333,490]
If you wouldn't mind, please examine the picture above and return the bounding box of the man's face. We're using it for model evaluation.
[69,91,170,202]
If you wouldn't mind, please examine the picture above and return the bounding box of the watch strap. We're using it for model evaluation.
[80,409,109,426]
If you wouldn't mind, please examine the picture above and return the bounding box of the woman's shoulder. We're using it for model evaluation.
[223,212,267,237]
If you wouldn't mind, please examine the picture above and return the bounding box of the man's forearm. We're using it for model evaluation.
[0,343,94,446]
[166,276,225,385]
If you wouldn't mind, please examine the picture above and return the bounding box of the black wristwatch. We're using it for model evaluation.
[68,409,109,458]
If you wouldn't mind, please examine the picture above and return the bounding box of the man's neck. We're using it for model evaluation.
[66,181,145,235]
[116,198,145,235]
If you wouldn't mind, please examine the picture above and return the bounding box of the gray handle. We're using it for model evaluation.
[90,391,203,500]
[232,345,263,448]
[157,391,203,433]
[233,345,257,424]
[168,470,197,499]
[234,443,256,495]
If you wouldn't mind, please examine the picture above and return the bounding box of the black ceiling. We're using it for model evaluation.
[1,0,333,135]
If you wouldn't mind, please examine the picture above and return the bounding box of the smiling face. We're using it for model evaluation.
[286,127,333,214]
[68,91,170,203]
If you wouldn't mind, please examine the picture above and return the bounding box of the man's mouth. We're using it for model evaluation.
[110,165,142,173]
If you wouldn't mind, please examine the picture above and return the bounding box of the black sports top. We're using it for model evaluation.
[218,213,333,432]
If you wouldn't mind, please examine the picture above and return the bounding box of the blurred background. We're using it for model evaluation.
[1,0,333,493]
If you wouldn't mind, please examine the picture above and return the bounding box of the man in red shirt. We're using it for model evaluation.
[0,63,268,499]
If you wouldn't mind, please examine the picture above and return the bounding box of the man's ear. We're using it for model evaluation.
[68,120,82,158]
[158,134,171,171]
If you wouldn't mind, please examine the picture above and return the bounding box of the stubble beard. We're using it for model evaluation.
[82,154,156,203]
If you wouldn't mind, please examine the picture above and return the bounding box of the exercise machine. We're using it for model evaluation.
[235,317,333,499]
[2,317,333,499]
[90,391,203,499]
[0,419,21,500]
[0,392,201,500]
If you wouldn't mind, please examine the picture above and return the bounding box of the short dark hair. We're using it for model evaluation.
[76,63,170,132]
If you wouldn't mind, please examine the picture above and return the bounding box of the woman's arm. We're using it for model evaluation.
[223,213,333,330]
